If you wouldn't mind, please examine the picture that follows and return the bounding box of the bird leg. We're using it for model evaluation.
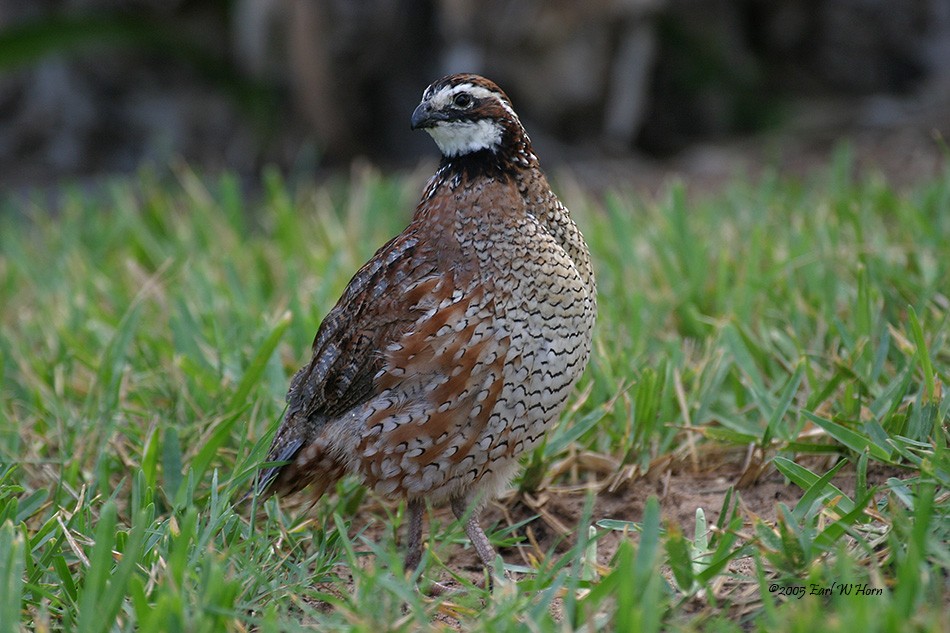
[405,499,456,596]
[451,496,512,586]
[404,498,425,572]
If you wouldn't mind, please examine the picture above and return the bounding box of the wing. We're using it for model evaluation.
[289,231,436,422]
[256,223,460,494]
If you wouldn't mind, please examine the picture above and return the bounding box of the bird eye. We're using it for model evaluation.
[453,93,473,108]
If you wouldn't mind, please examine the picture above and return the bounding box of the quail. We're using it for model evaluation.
[256,73,597,580]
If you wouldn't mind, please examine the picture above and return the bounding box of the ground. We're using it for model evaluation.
[287,449,912,629]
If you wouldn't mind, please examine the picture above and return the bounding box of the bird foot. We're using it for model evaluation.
[421,578,457,596]
[417,567,514,597]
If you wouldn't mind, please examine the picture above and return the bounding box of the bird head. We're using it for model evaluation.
[411,74,525,158]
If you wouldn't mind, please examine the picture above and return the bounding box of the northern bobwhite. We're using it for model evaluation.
[256,73,597,580]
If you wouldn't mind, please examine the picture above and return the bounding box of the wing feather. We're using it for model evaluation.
[259,224,460,494]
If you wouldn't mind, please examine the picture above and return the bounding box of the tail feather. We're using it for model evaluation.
[246,412,345,505]
[246,436,304,502]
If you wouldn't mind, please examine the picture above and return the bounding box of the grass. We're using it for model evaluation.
[1,149,948,631]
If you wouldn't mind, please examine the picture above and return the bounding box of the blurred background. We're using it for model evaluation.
[1,0,949,191]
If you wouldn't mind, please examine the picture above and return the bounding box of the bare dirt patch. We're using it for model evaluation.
[334,453,908,590]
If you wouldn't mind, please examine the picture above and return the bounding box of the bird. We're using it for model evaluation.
[255,73,597,582]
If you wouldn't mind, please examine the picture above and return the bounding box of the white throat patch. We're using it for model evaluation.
[426,119,504,157]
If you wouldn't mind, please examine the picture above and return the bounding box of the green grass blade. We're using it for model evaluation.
[800,410,892,461]
[76,501,119,633]
[763,360,805,443]
[189,407,249,488]
[773,457,854,516]
[907,306,936,403]
[0,521,26,632]
[228,310,292,410]
[93,507,150,632]
[792,458,850,522]
[664,523,694,591]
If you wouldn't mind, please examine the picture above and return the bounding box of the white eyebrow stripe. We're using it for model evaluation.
[432,83,518,120]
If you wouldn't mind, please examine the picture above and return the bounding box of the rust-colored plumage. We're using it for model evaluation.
[257,73,597,578]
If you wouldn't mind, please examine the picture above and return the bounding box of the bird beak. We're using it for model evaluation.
[410,102,446,129]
